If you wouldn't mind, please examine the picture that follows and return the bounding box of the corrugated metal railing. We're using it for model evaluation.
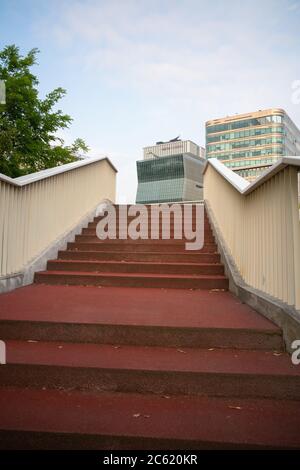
[204,157,300,311]
[0,157,116,277]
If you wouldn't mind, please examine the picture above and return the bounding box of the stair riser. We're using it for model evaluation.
[0,321,283,350]
[86,235,215,242]
[92,211,209,216]
[92,222,211,230]
[0,430,289,450]
[89,220,211,227]
[67,242,218,253]
[79,237,216,244]
[1,365,298,400]
[91,223,211,232]
[84,226,214,235]
[46,261,224,275]
[58,251,221,263]
[75,235,216,245]
[93,214,209,221]
[90,227,212,235]
[88,222,212,230]
[34,273,229,289]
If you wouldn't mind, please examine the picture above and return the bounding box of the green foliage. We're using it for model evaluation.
[0,45,89,177]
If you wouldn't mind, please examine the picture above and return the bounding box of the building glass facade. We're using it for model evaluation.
[205,109,300,181]
[136,155,185,203]
[135,140,206,204]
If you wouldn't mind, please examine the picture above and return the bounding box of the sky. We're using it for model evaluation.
[1,0,300,202]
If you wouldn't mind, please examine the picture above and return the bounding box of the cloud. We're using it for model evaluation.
[46,1,299,102]
[35,0,300,201]
[288,1,300,11]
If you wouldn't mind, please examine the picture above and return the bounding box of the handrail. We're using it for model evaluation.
[204,157,300,311]
[0,156,117,186]
[203,157,300,193]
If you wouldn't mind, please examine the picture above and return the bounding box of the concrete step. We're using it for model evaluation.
[46,260,224,275]
[0,387,299,449]
[88,220,212,229]
[67,241,218,253]
[2,340,299,400]
[93,211,208,221]
[92,219,211,228]
[98,203,205,210]
[88,219,211,226]
[57,250,221,264]
[82,227,215,240]
[34,271,229,289]
[0,285,283,350]
[74,234,215,244]
[91,220,211,229]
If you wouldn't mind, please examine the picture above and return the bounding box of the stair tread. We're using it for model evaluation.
[0,285,280,332]
[75,237,216,242]
[0,387,299,448]
[62,250,219,255]
[49,259,223,267]
[36,271,227,279]
[5,340,298,376]
[68,245,218,252]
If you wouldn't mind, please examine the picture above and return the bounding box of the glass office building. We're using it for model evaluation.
[206,108,300,181]
[136,140,206,203]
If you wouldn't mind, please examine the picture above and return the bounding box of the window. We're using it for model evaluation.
[206,115,284,134]
[206,126,283,144]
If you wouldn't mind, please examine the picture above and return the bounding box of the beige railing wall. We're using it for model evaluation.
[204,159,300,311]
[0,158,116,277]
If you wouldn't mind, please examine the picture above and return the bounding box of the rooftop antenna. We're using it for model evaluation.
[169,135,181,142]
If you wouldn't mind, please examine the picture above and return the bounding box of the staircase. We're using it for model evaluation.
[34,205,228,289]
[0,204,299,449]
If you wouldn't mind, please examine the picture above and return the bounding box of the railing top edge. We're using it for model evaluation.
[204,156,300,195]
[243,156,300,194]
[0,156,117,187]
[203,158,250,193]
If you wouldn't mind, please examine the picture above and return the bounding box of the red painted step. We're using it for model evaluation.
[67,241,218,252]
[46,259,224,275]
[74,234,216,244]
[93,212,211,220]
[0,285,283,350]
[87,220,212,228]
[34,203,223,291]
[1,204,296,450]
[82,227,216,241]
[34,270,229,289]
[2,340,299,399]
[57,250,221,263]
[87,221,214,230]
[0,387,299,449]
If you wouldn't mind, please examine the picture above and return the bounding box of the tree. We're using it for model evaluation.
[0,45,89,177]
